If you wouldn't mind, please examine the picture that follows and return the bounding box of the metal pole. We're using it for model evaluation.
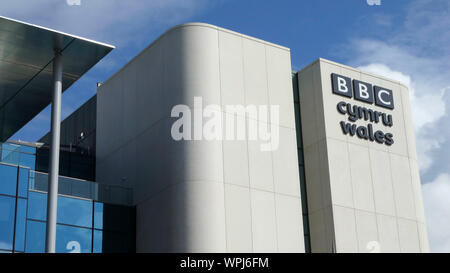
[45,48,63,253]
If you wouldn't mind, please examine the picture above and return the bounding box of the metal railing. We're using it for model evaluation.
[29,171,133,205]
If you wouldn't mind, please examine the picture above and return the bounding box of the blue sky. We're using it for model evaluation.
[1,0,449,252]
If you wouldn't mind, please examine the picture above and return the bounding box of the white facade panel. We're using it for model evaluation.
[97,23,303,253]
[298,58,428,253]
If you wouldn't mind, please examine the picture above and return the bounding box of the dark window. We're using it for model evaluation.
[93,229,134,253]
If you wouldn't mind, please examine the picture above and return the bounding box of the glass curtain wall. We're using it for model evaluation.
[0,142,135,253]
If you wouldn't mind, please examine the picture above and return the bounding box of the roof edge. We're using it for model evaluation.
[0,15,115,49]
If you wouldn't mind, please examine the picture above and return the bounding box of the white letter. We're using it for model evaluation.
[378,90,392,106]
[359,83,370,99]
[194,97,203,140]
[66,241,81,253]
[246,105,258,140]
[171,105,192,141]
[338,77,348,93]
[260,105,279,152]
[203,104,223,140]
[225,105,248,140]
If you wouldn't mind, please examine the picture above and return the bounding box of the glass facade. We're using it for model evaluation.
[292,73,312,253]
[0,142,135,253]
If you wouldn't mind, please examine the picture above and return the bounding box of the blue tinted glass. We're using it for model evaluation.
[93,230,102,253]
[19,153,35,170]
[25,220,45,253]
[58,196,93,228]
[2,143,19,151]
[0,250,11,253]
[19,145,36,155]
[14,198,27,252]
[94,202,103,230]
[1,143,20,166]
[31,172,47,192]
[0,196,15,251]
[0,164,17,196]
[56,225,92,253]
[18,168,29,198]
[29,192,94,228]
[28,191,47,221]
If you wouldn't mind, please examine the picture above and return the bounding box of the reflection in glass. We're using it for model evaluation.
[25,220,45,253]
[58,196,93,228]
[56,225,92,253]
[93,230,102,253]
[18,168,29,198]
[29,191,94,228]
[94,202,103,230]
[19,153,35,170]
[0,164,17,196]
[14,198,27,252]
[19,145,36,155]
[0,196,15,251]
[28,191,47,221]
[1,143,20,165]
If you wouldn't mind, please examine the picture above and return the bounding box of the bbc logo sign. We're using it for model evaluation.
[331,73,394,109]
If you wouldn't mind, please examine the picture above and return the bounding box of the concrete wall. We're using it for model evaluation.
[97,23,304,253]
[297,58,429,253]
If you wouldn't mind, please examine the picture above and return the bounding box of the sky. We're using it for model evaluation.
[1,0,449,252]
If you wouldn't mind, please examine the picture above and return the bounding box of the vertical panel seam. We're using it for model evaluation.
[216,29,228,253]
[241,36,255,253]
[264,45,279,252]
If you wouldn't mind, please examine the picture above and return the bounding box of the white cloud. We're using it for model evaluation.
[0,0,217,46]
[357,63,447,172]
[5,0,221,141]
[423,173,450,253]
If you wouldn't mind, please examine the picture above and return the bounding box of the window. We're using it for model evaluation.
[0,164,17,196]
[0,196,16,251]
[25,220,45,253]
[93,230,134,253]
[28,191,47,221]
[56,225,92,253]
[19,153,35,170]
[96,203,135,233]
[94,202,103,230]
[14,198,27,252]
[58,196,93,228]
[93,230,103,253]
[19,145,36,155]
[18,168,29,198]
[1,143,20,165]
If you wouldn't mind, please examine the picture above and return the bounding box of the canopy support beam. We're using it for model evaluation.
[45,48,63,253]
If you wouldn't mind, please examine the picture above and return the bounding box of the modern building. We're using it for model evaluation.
[0,19,429,253]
